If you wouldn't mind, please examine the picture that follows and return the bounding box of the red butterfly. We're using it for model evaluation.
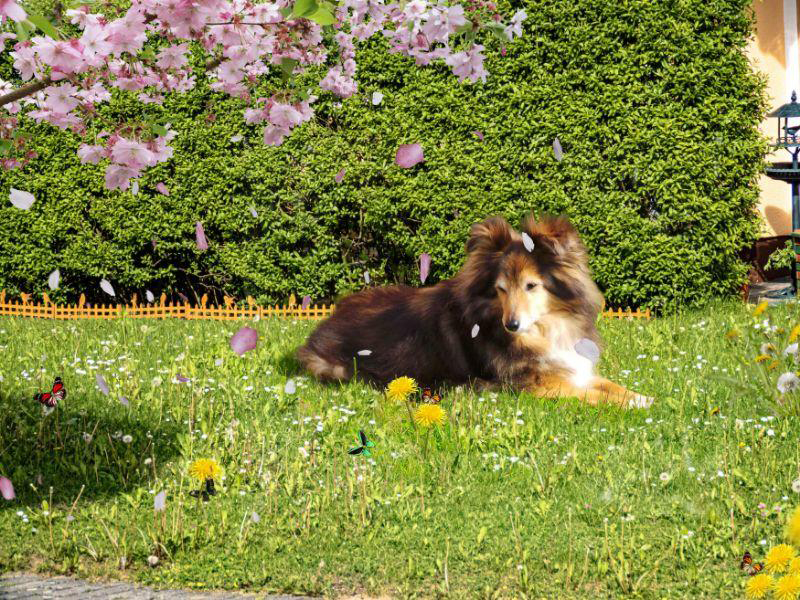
[34,377,67,408]
[740,551,764,576]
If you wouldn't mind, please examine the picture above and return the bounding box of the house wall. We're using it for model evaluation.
[749,0,796,236]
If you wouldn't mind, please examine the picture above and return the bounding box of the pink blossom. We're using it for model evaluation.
[0,0,26,22]
[43,84,81,114]
[78,144,105,164]
[104,164,139,190]
[263,125,289,146]
[444,44,488,83]
[269,103,303,129]
[10,46,38,81]
[155,43,188,69]
[35,40,85,73]
[110,138,155,169]
[155,182,169,195]
[0,476,14,500]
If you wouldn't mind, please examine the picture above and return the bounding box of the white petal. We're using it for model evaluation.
[471,324,480,338]
[372,91,383,105]
[284,379,296,394]
[357,349,372,356]
[145,290,155,303]
[9,188,35,210]
[521,232,535,253]
[48,269,60,290]
[100,279,116,297]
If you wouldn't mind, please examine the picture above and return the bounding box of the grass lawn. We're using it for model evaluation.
[1,298,799,599]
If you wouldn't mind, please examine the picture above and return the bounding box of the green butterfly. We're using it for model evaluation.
[348,430,375,457]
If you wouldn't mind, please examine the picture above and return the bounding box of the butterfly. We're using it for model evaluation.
[34,376,67,408]
[348,430,375,457]
[189,478,217,501]
[740,551,764,576]
[421,388,441,404]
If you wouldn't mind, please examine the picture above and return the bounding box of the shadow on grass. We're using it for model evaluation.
[0,390,182,507]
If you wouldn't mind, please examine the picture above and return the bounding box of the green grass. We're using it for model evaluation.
[1,299,799,598]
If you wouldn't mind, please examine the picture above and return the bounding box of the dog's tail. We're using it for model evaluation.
[296,339,351,382]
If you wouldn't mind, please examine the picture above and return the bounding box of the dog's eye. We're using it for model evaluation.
[525,282,538,291]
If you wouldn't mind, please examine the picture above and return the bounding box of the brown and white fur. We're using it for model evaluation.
[297,214,652,409]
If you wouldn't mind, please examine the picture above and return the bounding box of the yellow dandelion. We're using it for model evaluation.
[791,324,800,343]
[745,573,774,599]
[775,574,800,600]
[754,301,769,317]
[768,360,781,371]
[188,458,221,481]
[766,544,796,574]
[756,355,771,363]
[413,403,446,428]
[725,329,740,340]
[385,376,418,402]
[786,507,800,546]
[789,557,800,575]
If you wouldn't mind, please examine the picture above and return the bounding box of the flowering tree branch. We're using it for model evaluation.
[0,0,527,189]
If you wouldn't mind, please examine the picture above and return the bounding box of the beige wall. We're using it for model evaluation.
[749,0,793,236]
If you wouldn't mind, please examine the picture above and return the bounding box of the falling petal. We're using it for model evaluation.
[9,188,35,210]
[145,290,155,303]
[96,374,109,396]
[195,222,208,251]
[284,379,296,394]
[471,324,480,338]
[364,271,370,285]
[395,143,424,168]
[151,239,158,250]
[357,349,372,356]
[249,206,258,218]
[131,180,139,195]
[372,91,384,105]
[154,490,166,512]
[48,269,60,290]
[335,168,345,183]
[419,253,431,284]
[120,396,129,407]
[553,137,563,162]
[301,295,311,310]
[177,292,189,304]
[251,511,260,523]
[521,232,535,253]
[230,326,259,356]
[230,134,243,142]
[176,374,190,383]
[100,279,115,297]
[472,130,484,141]
[574,338,601,365]
[155,182,169,196]
[0,476,15,501]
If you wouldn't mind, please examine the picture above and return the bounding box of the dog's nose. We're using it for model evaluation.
[505,319,520,332]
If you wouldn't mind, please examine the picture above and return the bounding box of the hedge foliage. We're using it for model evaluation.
[0,0,768,310]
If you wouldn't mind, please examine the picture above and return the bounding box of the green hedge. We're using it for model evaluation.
[0,0,768,310]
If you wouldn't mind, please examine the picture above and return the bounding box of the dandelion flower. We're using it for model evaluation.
[385,376,417,402]
[745,573,774,599]
[766,544,796,574]
[413,403,446,428]
[659,472,670,482]
[791,325,800,343]
[762,343,777,355]
[787,507,800,546]
[778,373,800,394]
[188,458,222,481]
[754,301,769,317]
[790,557,800,575]
[775,574,800,600]
[756,355,771,364]
[725,329,740,340]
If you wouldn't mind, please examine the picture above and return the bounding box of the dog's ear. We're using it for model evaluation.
[521,214,584,259]
[466,217,513,254]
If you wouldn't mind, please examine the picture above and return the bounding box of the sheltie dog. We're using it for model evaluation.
[297,214,652,408]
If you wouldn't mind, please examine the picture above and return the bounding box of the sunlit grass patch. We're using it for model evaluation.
[0,298,800,598]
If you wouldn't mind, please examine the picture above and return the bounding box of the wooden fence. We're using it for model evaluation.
[0,290,650,321]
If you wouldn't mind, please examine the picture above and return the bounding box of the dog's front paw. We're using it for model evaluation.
[626,394,654,409]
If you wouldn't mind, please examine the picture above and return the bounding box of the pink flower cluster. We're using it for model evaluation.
[1,0,526,189]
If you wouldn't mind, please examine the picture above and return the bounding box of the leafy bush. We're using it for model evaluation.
[0,0,768,310]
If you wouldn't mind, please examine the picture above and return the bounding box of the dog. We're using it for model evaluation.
[297,214,652,408]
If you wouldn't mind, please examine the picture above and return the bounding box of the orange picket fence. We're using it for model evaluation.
[0,290,650,321]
